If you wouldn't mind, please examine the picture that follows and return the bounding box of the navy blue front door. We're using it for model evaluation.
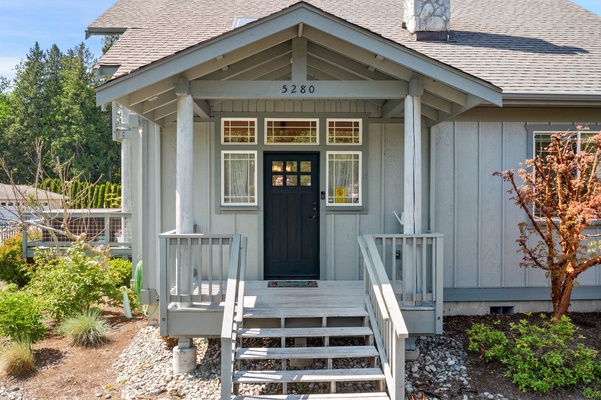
[264,152,320,279]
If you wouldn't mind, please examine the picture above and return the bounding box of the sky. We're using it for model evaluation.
[0,0,600,82]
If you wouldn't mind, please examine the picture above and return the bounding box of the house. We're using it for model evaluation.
[86,0,601,398]
[0,183,62,223]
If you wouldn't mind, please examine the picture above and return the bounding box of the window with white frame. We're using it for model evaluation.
[327,118,362,144]
[265,118,319,144]
[222,118,257,144]
[326,151,362,205]
[533,130,599,216]
[221,151,257,205]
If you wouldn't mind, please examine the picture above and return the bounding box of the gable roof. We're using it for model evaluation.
[88,0,601,100]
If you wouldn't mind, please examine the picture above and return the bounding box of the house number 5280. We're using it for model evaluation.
[281,84,315,94]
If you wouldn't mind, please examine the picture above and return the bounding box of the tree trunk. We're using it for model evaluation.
[552,274,575,320]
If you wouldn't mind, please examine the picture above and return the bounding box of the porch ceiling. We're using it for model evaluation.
[97,2,502,127]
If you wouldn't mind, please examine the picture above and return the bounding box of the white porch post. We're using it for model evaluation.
[173,77,197,374]
[403,79,423,234]
[176,78,194,234]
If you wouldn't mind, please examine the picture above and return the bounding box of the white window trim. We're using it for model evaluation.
[221,150,258,206]
[326,151,362,207]
[326,118,362,145]
[221,117,258,145]
[264,118,319,145]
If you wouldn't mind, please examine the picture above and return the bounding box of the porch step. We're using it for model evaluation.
[238,326,373,339]
[236,345,379,360]
[233,368,386,384]
[243,307,369,319]
[233,393,390,399]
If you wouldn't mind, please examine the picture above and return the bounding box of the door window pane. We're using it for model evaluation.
[326,152,361,205]
[286,175,298,186]
[222,151,257,205]
[286,161,297,172]
[272,161,283,172]
[300,161,311,172]
[272,175,284,186]
[300,175,311,186]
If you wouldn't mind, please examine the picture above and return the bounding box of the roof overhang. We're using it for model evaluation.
[502,93,601,107]
[95,2,502,126]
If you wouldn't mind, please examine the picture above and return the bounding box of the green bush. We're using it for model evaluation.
[27,242,121,321]
[0,233,29,287]
[1,341,36,376]
[0,285,45,344]
[109,258,132,289]
[57,308,109,347]
[468,314,600,393]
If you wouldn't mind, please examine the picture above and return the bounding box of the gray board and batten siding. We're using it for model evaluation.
[433,119,601,303]
[158,103,429,282]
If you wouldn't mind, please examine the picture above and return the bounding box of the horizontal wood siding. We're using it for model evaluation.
[213,100,380,116]
[434,120,601,293]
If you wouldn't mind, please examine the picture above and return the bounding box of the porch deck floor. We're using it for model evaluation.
[243,280,365,319]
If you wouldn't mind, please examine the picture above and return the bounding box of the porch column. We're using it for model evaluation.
[403,79,423,234]
[173,78,197,374]
[175,78,194,234]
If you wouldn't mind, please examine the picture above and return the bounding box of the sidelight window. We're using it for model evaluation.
[326,151,362,206]
[221,151,257,205]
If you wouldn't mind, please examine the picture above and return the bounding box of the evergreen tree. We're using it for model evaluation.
[2,43,48,183]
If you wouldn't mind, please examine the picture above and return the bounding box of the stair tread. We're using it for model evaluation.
[233,393,390,400]
[236,345,379,359]
[243,307,368,319]
[233,368,386,383]
[239,326,373,338]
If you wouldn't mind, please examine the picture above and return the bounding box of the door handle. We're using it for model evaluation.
[310,215,318,221]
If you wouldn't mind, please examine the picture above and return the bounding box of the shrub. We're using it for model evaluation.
[57,308,109,347]
[0,285,45,344]
[109,258,132,289]
[468,314,600,393]
[0,233,29,286]
[27,242,121,321]
[1,341,35,376]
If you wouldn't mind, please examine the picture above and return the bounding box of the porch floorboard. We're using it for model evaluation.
[243,280,364,319]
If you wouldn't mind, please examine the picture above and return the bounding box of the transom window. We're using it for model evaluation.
[326,151,362,205]
[222,118,257,144]
[327,118,362,145]
[221,151,257,205]
[265,118,318,144]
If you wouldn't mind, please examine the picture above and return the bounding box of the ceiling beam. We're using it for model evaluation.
[98,27,298,106]
[194,100,212,119]
[291,37,307,80]
[307,56,365,81]
[307,43,392,81]
[202,42,291,81]
[229,54,291,81]
[190,80,409,100]
[382,99,404,118]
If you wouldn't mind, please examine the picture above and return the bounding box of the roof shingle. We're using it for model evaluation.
[88,0,601,96]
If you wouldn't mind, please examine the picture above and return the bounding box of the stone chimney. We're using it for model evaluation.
[404,0,450,41]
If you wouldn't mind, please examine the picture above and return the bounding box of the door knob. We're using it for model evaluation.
[311,215,318,220]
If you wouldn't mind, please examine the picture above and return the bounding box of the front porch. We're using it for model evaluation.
[155,231,443,400]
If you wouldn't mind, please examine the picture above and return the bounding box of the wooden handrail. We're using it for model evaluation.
[221,235,247,400]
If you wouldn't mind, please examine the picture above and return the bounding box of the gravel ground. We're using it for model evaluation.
[110,326,508,400]
[0,325,510,400]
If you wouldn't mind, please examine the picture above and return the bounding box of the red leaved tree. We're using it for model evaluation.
[494,129,601,319]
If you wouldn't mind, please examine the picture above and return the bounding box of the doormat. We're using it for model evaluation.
[267,280,318,288]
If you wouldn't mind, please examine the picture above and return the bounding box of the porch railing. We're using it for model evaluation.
[220,236,247,400]
[158,231,244,312]
[21,210,132,258]
[358,235,409,400]
[370,234,443,332]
